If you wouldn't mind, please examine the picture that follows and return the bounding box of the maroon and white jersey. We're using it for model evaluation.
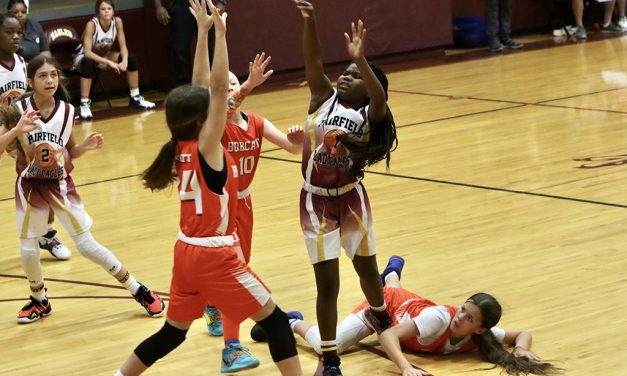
[0,53,27,107]
[302,89,370,188]
[15,97,75,180]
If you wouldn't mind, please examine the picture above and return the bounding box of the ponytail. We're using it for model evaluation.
[142,139,178,191]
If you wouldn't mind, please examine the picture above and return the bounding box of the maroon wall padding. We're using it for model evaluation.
[42,1,453,91]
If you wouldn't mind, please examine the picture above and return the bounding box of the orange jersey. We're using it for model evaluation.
[221,111,264,191]
[175,140,239,237]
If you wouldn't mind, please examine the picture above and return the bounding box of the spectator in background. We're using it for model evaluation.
[74,0,156,119]
[486,0,523,52]
[616,0,627,30]
[572,0,623,40]
[7,0,51,62]
[153,0,227,85]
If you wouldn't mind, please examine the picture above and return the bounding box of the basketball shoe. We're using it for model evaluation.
[203,306,223,336]
[17,295,52,324]
[129,95,155,110]
[221,343,260,373]
[39,229,72,260]
[79,99,93,119]
[381,255,405,285]
[133,284,165,317]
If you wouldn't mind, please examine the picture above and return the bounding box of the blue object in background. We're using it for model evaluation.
[452,16,488,48]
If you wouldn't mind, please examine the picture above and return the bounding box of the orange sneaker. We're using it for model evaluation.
[134,284,165,317]
[17,296,52,324]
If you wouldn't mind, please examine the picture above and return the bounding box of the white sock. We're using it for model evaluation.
[383,271,399,284]
[32,286,46,302]
[130,88,140,97]
[81,97,90,104]
[119,272,141,295]
[114,371,124,376]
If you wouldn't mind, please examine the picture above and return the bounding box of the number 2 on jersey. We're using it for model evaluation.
[178,170,203,214]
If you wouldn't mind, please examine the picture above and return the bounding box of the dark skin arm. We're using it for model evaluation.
[292,0,333,114]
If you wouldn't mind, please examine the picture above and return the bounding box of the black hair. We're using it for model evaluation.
[337,63,398,176]
[7,0,27,12]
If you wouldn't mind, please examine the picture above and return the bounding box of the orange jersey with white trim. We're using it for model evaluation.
[221,112,264,191]
[175,140,239,237]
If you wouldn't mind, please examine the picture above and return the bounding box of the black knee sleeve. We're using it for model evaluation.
[134,321,187,367]
[80,57,96,78]
[257,306,298,362]
[125,53,138,71]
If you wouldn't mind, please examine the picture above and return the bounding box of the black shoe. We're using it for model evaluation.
[322,365,342,376]
[502,39,523,49]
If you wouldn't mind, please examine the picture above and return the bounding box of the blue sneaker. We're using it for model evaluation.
[203,306,223,336]
[221,344,260,373]
[381,255,405,285]
[287,310,303,324]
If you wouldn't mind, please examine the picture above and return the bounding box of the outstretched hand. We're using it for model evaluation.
[189,0,214,30]
[14,110,40,134]
[246,53,273,89]
[286,125,304,145]
[208,0,227,34]
[344,20,367,61]
[513,347,542,362]
[81,132,104,151]
[292,0,315,19]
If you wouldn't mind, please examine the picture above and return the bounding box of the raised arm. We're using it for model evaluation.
[226,53,273,121]
[344,20,387,125]
[190,0,229,169]
[378,321,431,376]
[292,0,333,113]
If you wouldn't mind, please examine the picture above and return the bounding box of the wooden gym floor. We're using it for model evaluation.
[1,33,627,375]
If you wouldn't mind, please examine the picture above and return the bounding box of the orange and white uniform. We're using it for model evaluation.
[353,287,506,354]
[300,89,375,264]
[0,53,27,107]
[13,97,93,239]
[221,111,264,263]
[167,140,271,323]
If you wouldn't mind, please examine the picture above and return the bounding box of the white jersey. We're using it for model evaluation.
[15,97,75,180]
[0,54,27,107]
[301,89,370,188]
[74,17,117,66]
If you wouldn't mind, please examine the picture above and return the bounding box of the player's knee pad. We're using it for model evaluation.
[126,53,138,71]
[73,232,122,275]
[257,306,298,362]
[134,321,187,367]
[80,58,96,78]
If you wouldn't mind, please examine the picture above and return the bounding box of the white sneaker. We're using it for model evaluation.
[619,16,627,31]
[39,230,72,260]
[79,100,93,119]
[129,95,156,110]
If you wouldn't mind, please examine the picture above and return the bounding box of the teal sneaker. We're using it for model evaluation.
[221,344,260,373]
[203,306,223,336]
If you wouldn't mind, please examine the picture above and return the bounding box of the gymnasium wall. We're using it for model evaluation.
[39,0,453,92]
